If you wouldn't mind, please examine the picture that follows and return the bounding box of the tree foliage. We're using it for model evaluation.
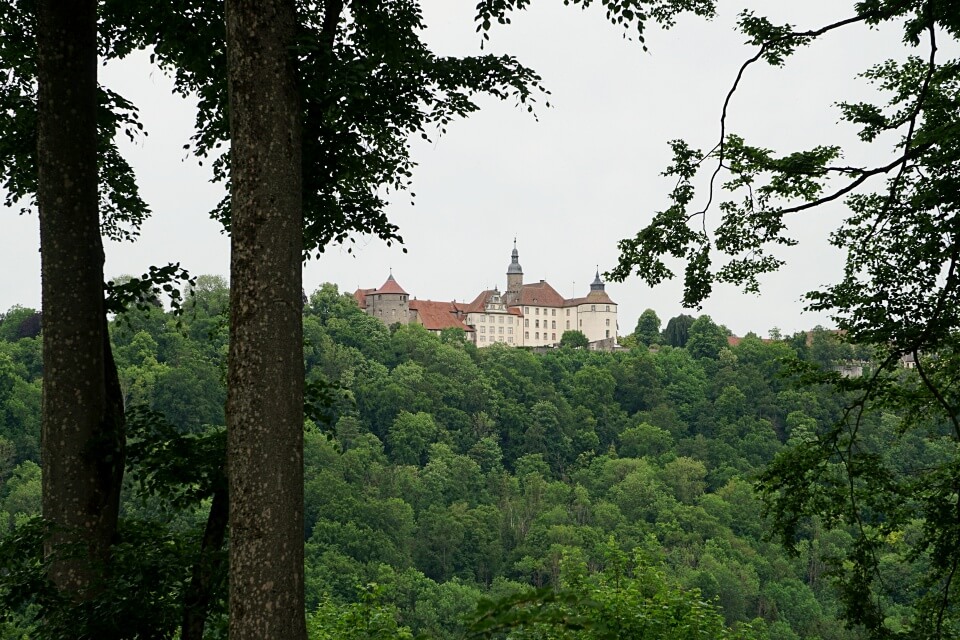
[633,308,661,346]
[2,288,902,638]
[609,2,960,636]
[662,313,694,348]
[559,330,589,349]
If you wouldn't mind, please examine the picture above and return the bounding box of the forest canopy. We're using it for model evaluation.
[0,285,938,638]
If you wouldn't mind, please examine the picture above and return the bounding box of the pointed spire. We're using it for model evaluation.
[507,239,522,274]
[590,268,605,291]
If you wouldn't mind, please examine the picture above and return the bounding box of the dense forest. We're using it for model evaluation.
[0,278,940,638]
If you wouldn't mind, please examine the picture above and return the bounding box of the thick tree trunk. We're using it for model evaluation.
[37,0,125,596]
[224,0,306,638]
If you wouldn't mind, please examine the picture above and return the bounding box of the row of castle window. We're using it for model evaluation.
[524,319,567,329]
[479,335,514,343]
[512,319,605,330]
[522,331,557,341]
[521,305,613,315]
[479,326,513,334]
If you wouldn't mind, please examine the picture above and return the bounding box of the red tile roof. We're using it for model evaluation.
[353,288,375,309]
[410,300,474,332]
[462,290,495,314]
[515,280,566,307]
[376,274,407,295]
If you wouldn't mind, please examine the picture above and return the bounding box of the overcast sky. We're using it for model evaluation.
[0,1,927,336]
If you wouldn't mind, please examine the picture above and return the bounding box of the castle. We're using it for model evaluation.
[354,243,618,348]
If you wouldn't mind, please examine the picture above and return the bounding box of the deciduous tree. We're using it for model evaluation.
[610,1,960,635]
[223,0,305,636]
[36,0,125,598]
[633,308,661,346]
[560,330,589,349]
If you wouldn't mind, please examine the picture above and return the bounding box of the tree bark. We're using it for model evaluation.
[224,0,306,637]
[37,0,125,596]
[181,483,228,640]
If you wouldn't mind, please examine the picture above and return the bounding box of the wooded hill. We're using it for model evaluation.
[0,278,937,638]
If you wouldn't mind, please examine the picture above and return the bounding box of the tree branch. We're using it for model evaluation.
[697,12,877,223]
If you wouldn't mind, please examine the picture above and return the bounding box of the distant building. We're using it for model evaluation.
[353,243,618,348]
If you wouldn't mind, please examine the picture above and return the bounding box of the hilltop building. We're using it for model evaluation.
[354,243,618,348]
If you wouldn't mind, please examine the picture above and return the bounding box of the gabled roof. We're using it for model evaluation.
[462,289,495,314]
[462,289,513,315]
[376,273,407,295]
[353,288,376,309]
[514,280,566,307]
[410,300,474,332]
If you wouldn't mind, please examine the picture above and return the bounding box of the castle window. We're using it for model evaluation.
[498,327,503,334]
[480,326,485,333]
[480,335,486,342]
[524,319,529,328]
[536,332,539,339]
[525,331,529,339]
[591,305,596,311]
[551,321,556,329]
[606,305,610,311]
[524,307,529,314]
[566,309,570,316]
[606,330,610,338]
[551,309,556,316]
[508,327,513,334]
[535,308,540,315]
[566,320,570,329]
[552,333,556,341]
[508,337,514,343]
[499,316,504,323]
[605,319,610,326]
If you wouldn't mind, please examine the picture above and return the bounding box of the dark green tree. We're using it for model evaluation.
[0,306,40,341]
[686,315,729,360]
[661,314,694,347]
[560,330,589,349]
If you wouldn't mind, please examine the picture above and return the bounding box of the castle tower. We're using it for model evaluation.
[367,272,410,325]
[589,269,605,293]
[506,239,523,303]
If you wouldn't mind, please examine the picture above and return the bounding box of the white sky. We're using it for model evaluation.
[0,1,928,336]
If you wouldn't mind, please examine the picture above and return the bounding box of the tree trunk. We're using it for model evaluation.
[37,0,125,596]
[224,0,305,637]
[181,483,228,640]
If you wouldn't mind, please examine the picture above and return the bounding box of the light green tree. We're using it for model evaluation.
[633,308,662,346]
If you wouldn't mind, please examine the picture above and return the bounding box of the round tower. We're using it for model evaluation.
[369,271,410,324]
